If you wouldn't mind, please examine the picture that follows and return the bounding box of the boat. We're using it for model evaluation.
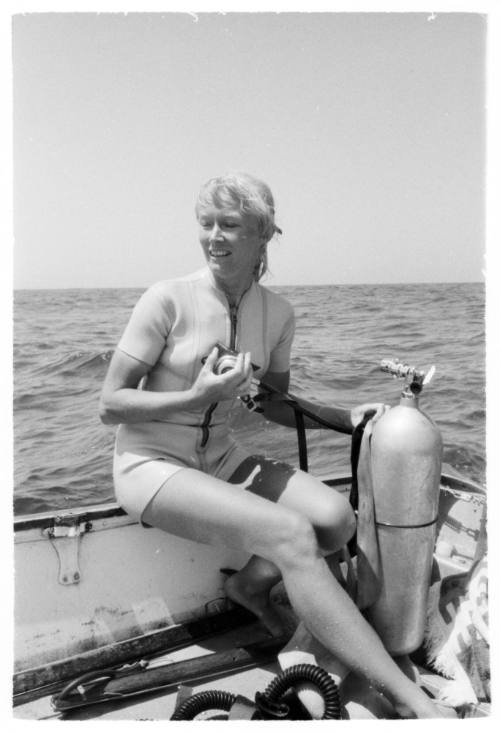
[12,356,488,719]
[13,458,488,720]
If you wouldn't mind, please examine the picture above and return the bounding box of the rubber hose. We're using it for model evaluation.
[261,663,342,720]
[170,690,237,720]
[53,668,117,709]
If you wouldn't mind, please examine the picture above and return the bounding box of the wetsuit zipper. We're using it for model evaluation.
[228,304,238,350]
[199,303,238,448]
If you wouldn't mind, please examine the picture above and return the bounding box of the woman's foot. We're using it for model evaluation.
[393,692,458,718]
[224,572,285,637]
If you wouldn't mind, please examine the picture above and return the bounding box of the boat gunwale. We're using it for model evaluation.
[13,469,485,533]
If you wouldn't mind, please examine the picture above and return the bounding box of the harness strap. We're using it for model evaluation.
[293,408,308,472]
[256,381,353,434]
[255,383,353,475]
[355,422,382,610]
[347,413,373,555]
[349,412,374,512]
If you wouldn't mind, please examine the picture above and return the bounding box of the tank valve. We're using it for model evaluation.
[380,359,435,395]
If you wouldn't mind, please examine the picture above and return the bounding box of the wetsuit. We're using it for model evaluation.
[113,267,295,522]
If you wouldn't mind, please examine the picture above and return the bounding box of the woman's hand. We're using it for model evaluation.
[189,347,254,408]
[350,402,390,430]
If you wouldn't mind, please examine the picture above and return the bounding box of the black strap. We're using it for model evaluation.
[349,411,376,511]
[257,381,353,434]
[255,381,357,474]
[347,412,374,555]
[254,391,309,471]
[294,408,308,472]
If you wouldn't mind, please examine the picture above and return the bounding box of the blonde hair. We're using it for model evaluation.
[195,172,281,281]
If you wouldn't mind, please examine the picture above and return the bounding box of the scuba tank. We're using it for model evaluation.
[365,359,442,656]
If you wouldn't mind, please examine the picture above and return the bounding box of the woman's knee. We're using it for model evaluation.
[291,482,356,551]
[267,510,319,570]
[274,470,356,551]
[317,494,356,549]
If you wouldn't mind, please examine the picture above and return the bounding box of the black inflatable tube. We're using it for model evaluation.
[170,663,341,721]
[262,663,342,720]
[171,689,236,720]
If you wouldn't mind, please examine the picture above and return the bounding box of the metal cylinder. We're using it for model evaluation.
[366,394,442,655]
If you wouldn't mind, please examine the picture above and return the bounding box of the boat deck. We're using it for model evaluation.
[14,617,487,722]
[15,621,283,721]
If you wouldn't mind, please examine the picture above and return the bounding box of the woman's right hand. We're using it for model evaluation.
[189,347,253,408]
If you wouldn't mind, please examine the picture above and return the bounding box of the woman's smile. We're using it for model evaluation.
[208,247,231,258]
[198,204,264,290]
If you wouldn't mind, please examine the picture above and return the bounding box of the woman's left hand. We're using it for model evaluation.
[350,402,390,430]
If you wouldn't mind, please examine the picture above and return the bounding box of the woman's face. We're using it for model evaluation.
[198,204,265,288]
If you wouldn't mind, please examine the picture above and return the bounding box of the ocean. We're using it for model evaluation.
[13,282,485,516]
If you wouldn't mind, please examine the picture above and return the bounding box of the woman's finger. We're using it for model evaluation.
[243,351,252,376]
[204,346,219,371]
[239,373,253,393]
[369,403,391,422]
[231,352,251,382]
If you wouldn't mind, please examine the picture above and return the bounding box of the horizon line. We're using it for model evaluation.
[13,280,484,292]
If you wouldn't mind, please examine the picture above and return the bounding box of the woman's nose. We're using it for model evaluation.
[209,223,223,242]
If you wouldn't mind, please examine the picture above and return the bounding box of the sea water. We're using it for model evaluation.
[13,282,485,516]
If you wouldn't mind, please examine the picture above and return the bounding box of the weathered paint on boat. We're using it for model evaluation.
[14,505,249,674]
[14,467,486,703]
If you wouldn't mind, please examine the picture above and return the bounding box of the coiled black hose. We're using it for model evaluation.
[170,663,341,720]
[171,690,236,720]
[261,663,342,720]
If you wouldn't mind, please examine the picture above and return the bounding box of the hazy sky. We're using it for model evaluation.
[13,11,486,288]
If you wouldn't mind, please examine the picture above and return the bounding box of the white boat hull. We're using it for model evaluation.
[15,507,249,674]
[14,469,486,700]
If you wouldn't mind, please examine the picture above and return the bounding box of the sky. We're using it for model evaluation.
[11,9,487,288]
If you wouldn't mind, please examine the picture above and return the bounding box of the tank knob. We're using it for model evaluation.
[380,359,435,394]
[422,365,436,385]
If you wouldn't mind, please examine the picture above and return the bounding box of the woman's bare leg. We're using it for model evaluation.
[142,468,441,718]
[223,555,284,635]
[224,457,354,634]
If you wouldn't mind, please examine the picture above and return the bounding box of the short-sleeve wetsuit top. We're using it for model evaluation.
[113,267,295,522]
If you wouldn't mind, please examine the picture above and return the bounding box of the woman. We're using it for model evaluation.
[100,173,445,718]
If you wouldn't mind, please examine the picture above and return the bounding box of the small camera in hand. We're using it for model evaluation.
[213,343,240,375]
[208,343,259,375]
[203,343,262,413]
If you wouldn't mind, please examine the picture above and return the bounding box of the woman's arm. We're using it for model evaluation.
[258,371,387,434]
[99,347,253,425]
